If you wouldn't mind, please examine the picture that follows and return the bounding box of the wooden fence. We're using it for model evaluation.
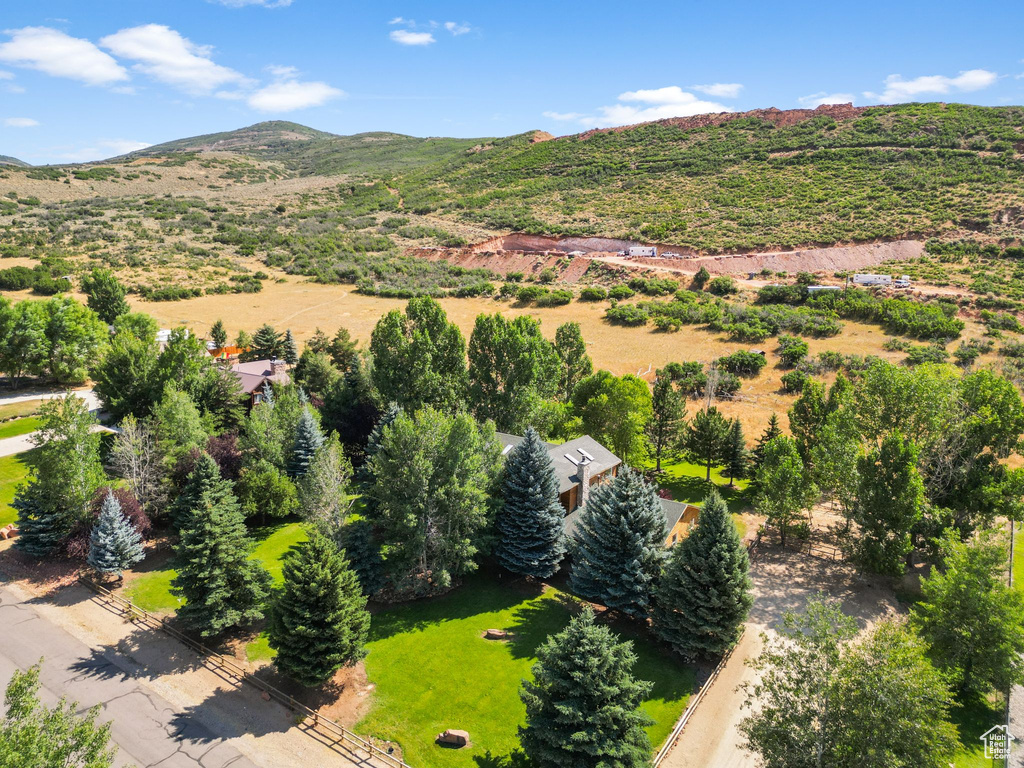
[78,576,411,768]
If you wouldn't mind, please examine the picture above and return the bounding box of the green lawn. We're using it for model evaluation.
[355,577,695,768]
[0,416,42,441]
[647,458,751,539]
[0,399,42,422]
[0,450,37,527]
[124,521,307,613]
[950,693,1004,767]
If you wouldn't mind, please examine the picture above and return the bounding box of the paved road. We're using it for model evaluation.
[0,583,262,768]
[0,388,115,458]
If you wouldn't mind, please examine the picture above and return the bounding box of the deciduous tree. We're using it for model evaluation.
[572,370,652,464]
[684,406,730,481]
[646,369,685,472]
[553,321,593,401]
[753,436,816,547]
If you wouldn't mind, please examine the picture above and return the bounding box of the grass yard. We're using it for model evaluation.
[0,399,43,422]
[355,576,695,768]
[950,693,1005,767]
[649,458,751,539]
[124,520,307,613]
[0,450,37,527]
[0,416,42,440]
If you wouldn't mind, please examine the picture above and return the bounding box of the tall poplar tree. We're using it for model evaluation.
[495,427,566,578]
[646,369,685,472]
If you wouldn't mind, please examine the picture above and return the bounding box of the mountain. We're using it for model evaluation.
[0,155,29,167]
[129,120,495,176]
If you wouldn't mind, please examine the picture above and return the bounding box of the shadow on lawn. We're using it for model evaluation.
[473,748,529,768]
[368,575,539,642]
[658,472,748,513]
[505,591,579,660]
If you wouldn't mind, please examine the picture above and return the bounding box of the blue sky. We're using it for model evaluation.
[1,0,1023,164]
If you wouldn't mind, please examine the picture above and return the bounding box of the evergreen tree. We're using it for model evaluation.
[646,369,685,472]
[169,452,222,530]
[519,609,653,768]
[267,533,371,687]
[171,481,271,636]
[87,491,145,577]
[81,267,130,324]
[282,329,299,365]
[752,412,783,475]
[359,402,402,484]
[243,323,282,361]
[209,319,228,350]
[495,427,566,578]
[288,406,325,477]
[684,406,730,481]
[298,433,354,534]
[569,468,667,619]
[338,518,385,597]
[653,491,752,658]
[723,418,749,486]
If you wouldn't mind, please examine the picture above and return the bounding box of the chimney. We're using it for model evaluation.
[270,357,287,376]
[579,456,592,508]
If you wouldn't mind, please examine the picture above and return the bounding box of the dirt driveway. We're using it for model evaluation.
[660,544,900,768]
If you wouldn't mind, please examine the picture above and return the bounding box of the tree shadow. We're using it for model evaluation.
[505,591,579,661]
[658,472,749,512]
[67,622,207,682]
[473,748,530,768]
[368,575,533,642]
[167,682,296,742]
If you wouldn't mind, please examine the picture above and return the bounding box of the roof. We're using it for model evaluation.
[563,497,695,540]
[229,359,290,394]
[496,432,622,495]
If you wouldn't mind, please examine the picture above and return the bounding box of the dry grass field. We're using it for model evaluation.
[113,275,928,435]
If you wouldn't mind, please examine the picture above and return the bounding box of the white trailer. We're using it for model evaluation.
[627,246,657,258]
[853,273,892,286]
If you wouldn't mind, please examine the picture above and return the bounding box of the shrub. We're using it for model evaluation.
[903,344,950,365]
[717,350,767,377]
[776,334,810,367]
[608,284,635,300]
[605,303,649,326]
[536,289,573,307]
[516,285,549,304]
[537,268,557,284]
[579,285,609,301]
[780,370,810,393]
[706,276,738,296]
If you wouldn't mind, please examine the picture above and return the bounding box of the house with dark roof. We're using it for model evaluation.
[229,358,290,406]
[497,432,699,547]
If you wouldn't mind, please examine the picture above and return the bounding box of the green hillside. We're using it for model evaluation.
[0,155,29,167]
[387,102,1024,253]
[130,120,495,176]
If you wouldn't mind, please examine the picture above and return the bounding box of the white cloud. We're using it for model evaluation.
[100,24,249,95]
[0,70,12,79]
[0,26,128,86]
[444,21,471,36]
[4,117,38,127]
[248,79,343,112]
[865,69,998,102]
[797,91,854,108]
[212,0,294,6]
[390,29,435,46]
[50,138,152,163]
[543,111,585,121]
[572,86,730,128]
[691,82,743,99]
[388,17,408,25]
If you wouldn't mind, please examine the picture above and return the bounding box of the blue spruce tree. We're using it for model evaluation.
[495,427,566,578]
[652,491,752,658]
[569,467,667,619]
[288,407,324,477]
[87,491,145,577]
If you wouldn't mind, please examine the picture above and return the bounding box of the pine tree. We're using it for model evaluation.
[169,452,222,531]
[684,406,730,482]
[646,370,685,472]
[723,418,749,486]
[87,491,145,577]
[267,533,370,687]
[288,407,324,477]
[282,329,299,365]
[171,482,271,637]
[752,412,782,474]
[520,609,653,768]
[653,491,752,659]
[338,518,385,597]
[209,319,228,350]
[569,467,667,619]
[243,323,281,361]
[359,402,402,484]
[495,427,566,578]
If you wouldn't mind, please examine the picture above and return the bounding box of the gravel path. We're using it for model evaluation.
[660,546,900,768]
[1011,684,1023,767]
